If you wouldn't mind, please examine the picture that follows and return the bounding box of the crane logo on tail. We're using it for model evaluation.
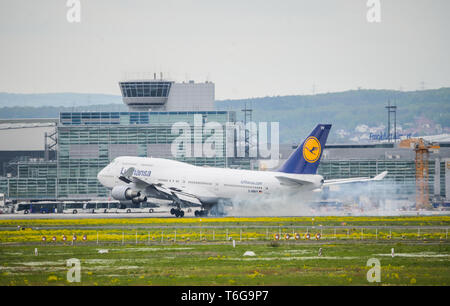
[302,136,321,163]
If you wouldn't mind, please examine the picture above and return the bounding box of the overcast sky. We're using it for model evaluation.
[0,0,449,100]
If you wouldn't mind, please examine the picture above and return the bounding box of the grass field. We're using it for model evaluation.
[0,241,449,286]
[1,215,449,228]
[0,216,449,286]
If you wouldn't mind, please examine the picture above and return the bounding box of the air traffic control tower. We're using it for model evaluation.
[119,77,215,111]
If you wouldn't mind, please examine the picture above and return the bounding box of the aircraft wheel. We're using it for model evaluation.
[180,210,185,218]
[194,210,200,217]
[170,208,176,215]
[73,209,78,214]
[149,208,154,213]
[174,210,180,218]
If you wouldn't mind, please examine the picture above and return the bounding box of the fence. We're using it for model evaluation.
[1,225,449,244]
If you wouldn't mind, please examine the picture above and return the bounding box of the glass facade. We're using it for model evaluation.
[318,159,444,196]
[0,111,245,200]
[119,82,172,98]
[59,111,232,126]
[0,110,445,201]
[57,111,238,198]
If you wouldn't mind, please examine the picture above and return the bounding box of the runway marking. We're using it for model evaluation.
[374,252,450,258]
[18,261,64,266]
[224,256,358,261]
[264,250,312,256]
[102,247,193,252]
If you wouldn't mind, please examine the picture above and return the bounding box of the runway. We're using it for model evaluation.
[0,211,179,220]
[0,210,449,220]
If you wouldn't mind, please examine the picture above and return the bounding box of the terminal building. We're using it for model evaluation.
[318,143,449,204]
[262,142,450,206]
[0,79,249,201]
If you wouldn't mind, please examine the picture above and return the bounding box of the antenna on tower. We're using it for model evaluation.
[385,101,397,142]
[242,103,253,157]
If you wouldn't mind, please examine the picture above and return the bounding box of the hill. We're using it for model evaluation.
[216,88,450,143]
[0,88,449,143]
[0,92,122,108]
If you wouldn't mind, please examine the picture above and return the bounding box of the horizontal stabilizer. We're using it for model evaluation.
[323,171,388,186]
[275,176,312,187]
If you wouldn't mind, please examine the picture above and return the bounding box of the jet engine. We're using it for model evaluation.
[131,194,147,204]
[111,185,141,201]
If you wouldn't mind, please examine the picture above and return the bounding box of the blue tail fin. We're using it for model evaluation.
[277,124,331,174]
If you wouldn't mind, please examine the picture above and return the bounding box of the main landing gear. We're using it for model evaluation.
[170,208,185,218]
[194,210,208,217]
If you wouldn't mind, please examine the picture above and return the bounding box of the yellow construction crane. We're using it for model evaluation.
[399,138,440,209]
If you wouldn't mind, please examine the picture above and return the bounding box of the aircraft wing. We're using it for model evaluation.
[323,171,388,186]
[151,183,204,207]
[121,170,215,207]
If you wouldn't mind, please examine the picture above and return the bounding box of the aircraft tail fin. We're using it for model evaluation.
[277,124,331,174]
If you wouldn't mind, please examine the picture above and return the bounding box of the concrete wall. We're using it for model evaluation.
[165,82,214,111]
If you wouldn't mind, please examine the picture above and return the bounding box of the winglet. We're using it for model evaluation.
[374,171,388,181]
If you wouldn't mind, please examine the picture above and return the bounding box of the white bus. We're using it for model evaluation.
[85,200,120,213]
[62,202,85,214]
[14,203,32,214]
[116,202,139,213]
[116,201,159,213]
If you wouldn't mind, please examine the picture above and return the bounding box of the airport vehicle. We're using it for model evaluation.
[142,201,158,213]
[105,201,120,213]
[14,203,32,214]
[0,194,5,213]
[116,203,137,213]
[85,200,120,213]
[97,124,388,217]
[62,201,85,214]
[314,200,343,209]
[115,201,156,213]
[14,202,58,214]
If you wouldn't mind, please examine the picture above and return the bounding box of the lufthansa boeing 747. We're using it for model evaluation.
[97,124,387,217]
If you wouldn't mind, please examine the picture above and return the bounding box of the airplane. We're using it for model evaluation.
[97,124,388,217]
